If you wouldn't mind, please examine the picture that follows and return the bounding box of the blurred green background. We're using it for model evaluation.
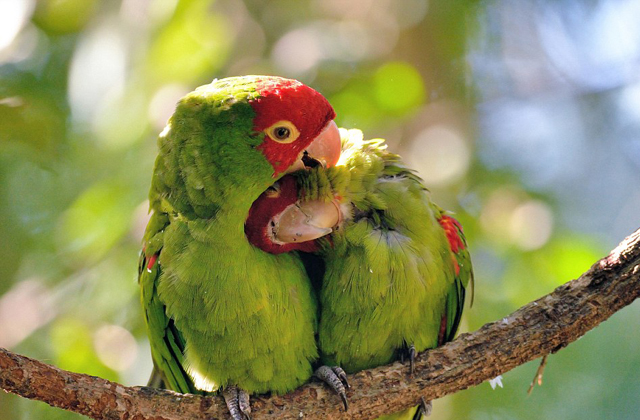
[1,0,640,419]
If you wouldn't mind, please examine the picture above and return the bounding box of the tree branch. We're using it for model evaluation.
[2,228,639,420]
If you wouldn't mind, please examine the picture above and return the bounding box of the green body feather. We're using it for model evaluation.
[292,129,473,419]
[139,77,318,395]
[302,129,473,373]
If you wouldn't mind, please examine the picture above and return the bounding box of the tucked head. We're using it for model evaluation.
[245,175,342,254]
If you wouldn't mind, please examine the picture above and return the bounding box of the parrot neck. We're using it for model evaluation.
[221,216,258,253]
[220,205,259,238]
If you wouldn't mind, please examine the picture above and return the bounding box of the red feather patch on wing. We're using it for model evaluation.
[438,213,473,342]
[439,215,465,253]
[439,215,466,275]
[146,253,159,272]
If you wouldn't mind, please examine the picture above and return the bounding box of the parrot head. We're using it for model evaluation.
[248,76,341,176]
[153,75,341,217]
[245,175,342,254]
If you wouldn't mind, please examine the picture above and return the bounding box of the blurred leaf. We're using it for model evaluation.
[146,0,232,85]
[332,87,380,131]
[49,317,117,381]
[0,94,66,156]
[33,0,99,34]
[93,90,149,151]
[56,181,135,266]
[538,235,604,283]
[331,62,425,132]
[502,234,604,307]
[373,61,426,114]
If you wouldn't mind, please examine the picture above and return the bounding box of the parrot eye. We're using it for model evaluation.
[265,182,281,198]
[274,127,290,140]
[265,120,300,144]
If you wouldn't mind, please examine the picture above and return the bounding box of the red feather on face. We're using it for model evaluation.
[249,77,336,176]
[245,176,320,254]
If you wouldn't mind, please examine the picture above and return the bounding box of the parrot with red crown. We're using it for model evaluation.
[138,76,343,419]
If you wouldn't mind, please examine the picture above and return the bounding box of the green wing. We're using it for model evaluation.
[138,213,197,394]
[380,162,473,346]
[377,144,473,346]
[437,213,474,344]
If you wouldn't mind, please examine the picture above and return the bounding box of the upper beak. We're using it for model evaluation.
[286,120,342,174]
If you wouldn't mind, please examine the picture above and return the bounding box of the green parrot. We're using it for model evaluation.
[138,75,343,419]
[245,128,474,419]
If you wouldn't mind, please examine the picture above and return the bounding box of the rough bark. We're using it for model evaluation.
[1,228,639,420]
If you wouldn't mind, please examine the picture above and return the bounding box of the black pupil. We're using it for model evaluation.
[275,127,290,139]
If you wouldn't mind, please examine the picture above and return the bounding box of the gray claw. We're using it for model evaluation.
[223,386,251,420]
[408,344,416,376]
[315,365,349,411]
[413,398,432,420]
[333,366,350,389]
[238,389,251,419]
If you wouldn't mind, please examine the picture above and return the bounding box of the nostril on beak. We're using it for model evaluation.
[302,151,322,169]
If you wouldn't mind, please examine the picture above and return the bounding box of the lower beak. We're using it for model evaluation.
[286,120,341,174]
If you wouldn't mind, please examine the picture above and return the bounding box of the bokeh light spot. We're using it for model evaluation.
[0,280,54,348]
[33,0,98,34]
[68,21,127,123]
[373,61,425,113]
[480,188,524,244]
[94,325,138,372]
[272,28,323,77]
[50,317,117,380]
[0,0,34,51]
[509,200,554,250]
[148,85,191,131]
[406,125,471,187]
[332,90,379,130]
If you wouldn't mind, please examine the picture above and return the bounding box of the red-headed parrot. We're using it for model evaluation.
[139,76,342,419]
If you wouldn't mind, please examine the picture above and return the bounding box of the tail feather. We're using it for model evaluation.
[147,365,166,389]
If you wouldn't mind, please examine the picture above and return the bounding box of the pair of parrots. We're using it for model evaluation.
[138,76,473,420]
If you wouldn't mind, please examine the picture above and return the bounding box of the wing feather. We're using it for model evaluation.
[139,241,197,394]
[438,214,474,343]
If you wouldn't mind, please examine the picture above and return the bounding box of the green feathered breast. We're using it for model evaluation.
[139,77,318,395]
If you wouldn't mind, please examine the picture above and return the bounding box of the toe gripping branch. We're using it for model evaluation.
[314,365,350,411]
[223,386,252,420]
[400,344,417,376]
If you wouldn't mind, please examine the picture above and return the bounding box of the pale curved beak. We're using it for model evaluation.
[306,120,341,168]
[272,199,342,244]
[286,120,342,174]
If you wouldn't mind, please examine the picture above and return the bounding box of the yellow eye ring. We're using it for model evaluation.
[264,120,300,144]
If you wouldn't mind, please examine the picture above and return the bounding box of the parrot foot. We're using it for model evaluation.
[412,397,432,419]
[314,365,350,411]
[222,385,252,420]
